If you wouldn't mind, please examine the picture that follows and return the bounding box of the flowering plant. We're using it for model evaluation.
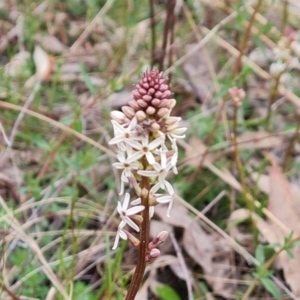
[109,68,186,299]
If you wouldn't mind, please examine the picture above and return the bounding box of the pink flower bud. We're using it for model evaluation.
[165,116,180,125]
[146,248,161,261]
[169,99,176,109]
[142,83,149,89]
[135,110,147,121]
[149,231,168,249]
[122,106,135,118]
[157,108,169,118]
[124,230,140,248]
[132,90,140,98]
[148,88,155,95]
[142,95,152,101]
[151,98,160,106]
[161,90,171,99]
[146,106,156,115]
[137,99,148,108]
[128,100,140,110]
[110,111,126,123]
[150,122,160,131]
[138,88,147,95]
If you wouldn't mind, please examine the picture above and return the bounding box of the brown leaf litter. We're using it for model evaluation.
[155,201,236,298]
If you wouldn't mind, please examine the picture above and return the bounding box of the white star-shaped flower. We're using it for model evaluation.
[109,117,139,145]
[112,221,127,250]
[126,134,165,165]
[112,149,140,195]
[137,148,174,195]
[149,185,174,217]
[117,193,145,232]
[167,127,187,142]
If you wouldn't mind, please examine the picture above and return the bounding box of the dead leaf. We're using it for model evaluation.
[228,209,281,247]
[33,45,54,81]
[34,34,68,54]
[182,44,214,105]
[252,159,300,295]
[235,131,283,151]
[184,137,215,167]
[155,202,236,297]
[25,46,54,87]
[183,220,214,270]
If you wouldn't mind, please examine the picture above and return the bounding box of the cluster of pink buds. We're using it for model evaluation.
[109,68,187,250]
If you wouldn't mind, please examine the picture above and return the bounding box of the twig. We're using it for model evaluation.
[0,101,116,157]
[281,117,300,170]
[159,0,175,71]
[70,0,115,52]
[233,0,264,76]
[149,0,156,67]
[169,232,193,300]
[0,280,21,300]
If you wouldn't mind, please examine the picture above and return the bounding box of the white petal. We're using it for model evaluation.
[156,195,172,203]
[131,198,141,205]
[173,127,187,135]
[119,229,127,240]
[148,136,165,150]
[127,151,144,163]
[149,206,155,219]
[118,180,125,195]
[111,120,125,133]
[171,134,185,139]
[152,162,162,172]
[123,193,130,210]
[109,135,125,145]
[164,181,174,195]
[128,116,137,129]
[150,183,161,194]
[159,176,166,189]
[138,170,159,177]
[160,150,167,168]
[117,201,123,214]
[172,165,178,175]
[126,205,145,216]
[117,151,126,162]
[112,162,125,169]
[125,139,142,150]
[145,152,155,164]
[125,217,140,232]
[112,233,120,250]
[121,171,129,182]
[166,198,174,217]
[171,151,178,165]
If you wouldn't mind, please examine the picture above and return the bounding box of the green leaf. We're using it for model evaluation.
[156,285,181,300]
[261,277,281,299]
[255,245,265,264]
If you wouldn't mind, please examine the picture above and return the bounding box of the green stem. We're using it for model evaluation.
[265,76,280,131]
[281,118,300,170]
[232,105,257,243]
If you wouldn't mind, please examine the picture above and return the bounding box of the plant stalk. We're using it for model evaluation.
[125,159,150,300]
